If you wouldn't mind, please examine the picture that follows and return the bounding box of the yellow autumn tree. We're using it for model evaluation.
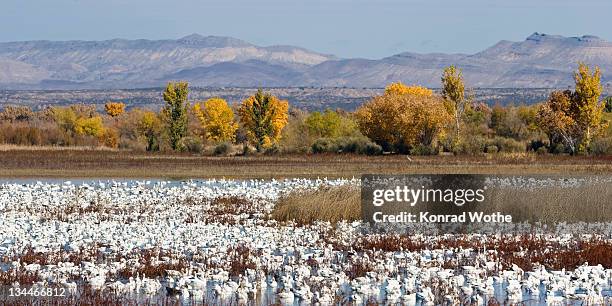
[537,90,580,153]
[573,63,606,151]
[137,110,162,151]
[104,102,126,117]
[384,82,433,97]
[52,107,78,134]
[441,65,467,139]
[355,92,451,153]
[537,63,608,154]
[238,89,289,151]
[193,98,238,142]
[74,116,104,137]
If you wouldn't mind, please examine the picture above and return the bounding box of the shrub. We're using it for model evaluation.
[0,123,44,146]
[341,137,382,155]
[177,137,203,153]
[279,109,312,154]
[454,135,486,155]
[213,142,233,156]
[552,143,567,154]
[528,139,547,152]
[409,144,438,156]
[311,138,339,153]
[589,137,612,155]
[264,145,280,155]
[99,128,119,148]
[485,145,499,154]
[119,138,147,151]
[357,142,383,156]
[489,137,526,153]
[311,137,382,155]
[536,146,548,155]
[241,144,253,156]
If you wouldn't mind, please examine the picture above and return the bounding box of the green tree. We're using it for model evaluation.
[238,89,289,152]
[441,65,467,139]
[52,107,78,134]
[137,111,162,151]
[162,82,190,150]
[305,109,342,138]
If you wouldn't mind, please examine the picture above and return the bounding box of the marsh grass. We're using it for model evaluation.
[0,148,611,179]
[273,179,611,226]
[271,186,360,224]
[481,181,611,223]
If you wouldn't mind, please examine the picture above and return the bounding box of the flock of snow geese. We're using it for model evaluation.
[0,178,611,305]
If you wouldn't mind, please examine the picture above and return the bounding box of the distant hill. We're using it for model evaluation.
[0,33,611,89]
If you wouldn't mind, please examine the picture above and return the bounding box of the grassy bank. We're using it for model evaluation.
[271,180,612,225]
[0,147,611,179]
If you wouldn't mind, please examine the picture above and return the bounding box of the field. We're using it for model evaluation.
[1,147,612,305]
[1,147,611,179]
[1,178,611,305]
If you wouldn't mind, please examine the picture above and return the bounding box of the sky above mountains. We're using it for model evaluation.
[2,0,611,59]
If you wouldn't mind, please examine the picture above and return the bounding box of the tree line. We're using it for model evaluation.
[0,63,611,156]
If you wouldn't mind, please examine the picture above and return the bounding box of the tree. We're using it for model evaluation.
[441,65,467,139]
[99,128,119,148]
[537,90,580,153]
[193,98,238,142]
[573,63,605,151]
[137,111,162,151]
[104,102,126,117]
[536,64,607,154]
[238,89,289,152]
[384,82,433,96]
[52,107,78,134]
[75,116,104,137]
[305,109,342,138]
[355,92,451,153]
[69,104,97,118]
[0,106,34,122]
[162,82,190,150]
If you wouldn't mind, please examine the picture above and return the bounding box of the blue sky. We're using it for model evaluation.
[2,0,611,59]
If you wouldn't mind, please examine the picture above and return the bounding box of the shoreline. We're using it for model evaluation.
[0,149,611,179]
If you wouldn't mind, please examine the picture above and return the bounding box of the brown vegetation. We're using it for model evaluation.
[353,234,612,271]
[0,149,611,179]
[271,185,361,224]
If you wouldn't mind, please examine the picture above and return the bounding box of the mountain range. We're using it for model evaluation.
[1,32,611,89]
